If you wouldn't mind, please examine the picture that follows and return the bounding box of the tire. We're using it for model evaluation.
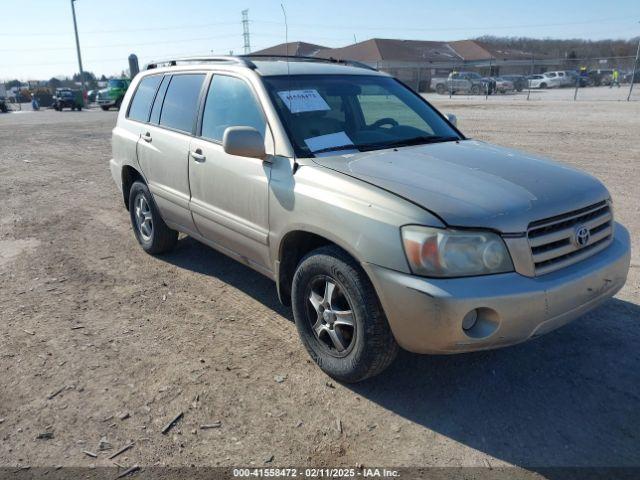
[115,98,122,110]
[101,106,110,111]
[291,245,399,383]
[470,84,481,95]
[435,84,446,95]
[540,83,547,89]
[128,181,178,254]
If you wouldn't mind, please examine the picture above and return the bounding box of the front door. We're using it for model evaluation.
[188,74,273,272]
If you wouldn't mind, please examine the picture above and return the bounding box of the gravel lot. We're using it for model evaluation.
[0,97,638,475]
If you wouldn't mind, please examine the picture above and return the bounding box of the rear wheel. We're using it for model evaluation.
[291,246,398,383]
[128,181,178,254]
[435,84,446,95]
[101,105,110,111]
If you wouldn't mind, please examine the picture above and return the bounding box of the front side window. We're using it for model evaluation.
[201,75,266,142]
[159,74,205,133]
[128,75,162,122]
[262,74,461,157]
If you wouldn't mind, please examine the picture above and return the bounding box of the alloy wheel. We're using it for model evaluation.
[133,193,153,241]
[305,275,356,357]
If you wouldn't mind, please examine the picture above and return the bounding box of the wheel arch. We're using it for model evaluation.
[121,164,146,211]
[275,228,365,307]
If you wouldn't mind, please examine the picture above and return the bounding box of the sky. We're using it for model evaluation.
[2,0,639,80]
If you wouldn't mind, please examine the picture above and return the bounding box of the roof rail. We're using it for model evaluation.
[146,56,256,70]
[241,54,377,71]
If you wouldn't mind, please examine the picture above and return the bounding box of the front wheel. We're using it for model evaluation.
[128,181,178,254]
[291,246,398,383]
[470,84,481,95]
[101,105,110,111]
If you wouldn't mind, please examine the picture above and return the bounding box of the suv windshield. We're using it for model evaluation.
[262,75,461,157]
[108,79,126,89]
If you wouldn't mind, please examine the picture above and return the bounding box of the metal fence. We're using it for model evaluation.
[377,55,640,102]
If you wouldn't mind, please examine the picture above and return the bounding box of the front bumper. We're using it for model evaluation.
[363,223,631,354]
[98,98,115,106]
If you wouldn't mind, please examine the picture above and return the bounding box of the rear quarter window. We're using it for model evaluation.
[127,75,162,122]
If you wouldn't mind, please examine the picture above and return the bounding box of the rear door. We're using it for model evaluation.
[188,74,273,272]
[136,72,206,232]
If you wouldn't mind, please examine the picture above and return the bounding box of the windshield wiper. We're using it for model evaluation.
[310,135,460,156]
[312,144,360,154]
[358,135,460,151]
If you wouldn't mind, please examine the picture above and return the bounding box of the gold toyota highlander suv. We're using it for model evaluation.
[110,56,630,382]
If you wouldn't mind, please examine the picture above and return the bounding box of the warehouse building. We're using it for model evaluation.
[253,38,561,91]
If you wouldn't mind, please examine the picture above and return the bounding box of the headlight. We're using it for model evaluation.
[401,226,513,277]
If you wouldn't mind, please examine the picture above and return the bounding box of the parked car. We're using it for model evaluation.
[543,71,573,87]
[527,74,545,89]
[588,69,614,87]
[431,71,486,95]
[500,75,527,91]
[110,56,630,382]
[52,88,83,111]
[97,78,131,110]
[623,70,640,84]
[529,72,562,89]
[492,77,515,93]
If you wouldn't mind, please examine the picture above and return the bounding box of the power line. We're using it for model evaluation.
[252,16,634,32]
[0,20,243,37]
[0,34,245,53]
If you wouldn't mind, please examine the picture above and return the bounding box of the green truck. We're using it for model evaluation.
[97,78,131,111]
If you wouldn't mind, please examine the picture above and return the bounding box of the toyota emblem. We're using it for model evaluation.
[575,226,590,248]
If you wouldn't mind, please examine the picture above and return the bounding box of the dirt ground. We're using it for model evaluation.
[0,96,638,476]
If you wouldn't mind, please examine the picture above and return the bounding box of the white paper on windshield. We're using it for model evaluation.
[304,131,355,154]
[277,89,330,114]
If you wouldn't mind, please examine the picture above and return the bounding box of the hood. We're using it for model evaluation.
[98,88,111,97]
[311,140,609,233]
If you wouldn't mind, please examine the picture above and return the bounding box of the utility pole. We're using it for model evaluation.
[627,24,640,102]
[242,9,251,55]
[70,0,86,103]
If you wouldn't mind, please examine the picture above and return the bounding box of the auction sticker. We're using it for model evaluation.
[277,89,330,114]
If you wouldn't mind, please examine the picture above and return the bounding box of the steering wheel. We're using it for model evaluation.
[370,118,399,129]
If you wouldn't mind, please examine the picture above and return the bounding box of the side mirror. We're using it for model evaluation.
[222,126,266,160]
[446,113,458,127]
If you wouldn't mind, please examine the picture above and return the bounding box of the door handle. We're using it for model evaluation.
[190,149,206,162]
[142,132,152,143]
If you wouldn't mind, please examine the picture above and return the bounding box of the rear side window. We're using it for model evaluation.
[159,74,205,133]
[128,75,162,122]
[201,75,266,142]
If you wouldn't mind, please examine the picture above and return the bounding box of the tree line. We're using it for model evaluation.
[476,36,640,59]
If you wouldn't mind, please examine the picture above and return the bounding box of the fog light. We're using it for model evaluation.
[462,309,478,331]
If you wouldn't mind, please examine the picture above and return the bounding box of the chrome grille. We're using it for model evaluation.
[527,200,613,276]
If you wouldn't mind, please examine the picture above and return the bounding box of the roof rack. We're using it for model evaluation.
[145,55,377,72]
[241,54,377,71]
[146,56,256,70]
